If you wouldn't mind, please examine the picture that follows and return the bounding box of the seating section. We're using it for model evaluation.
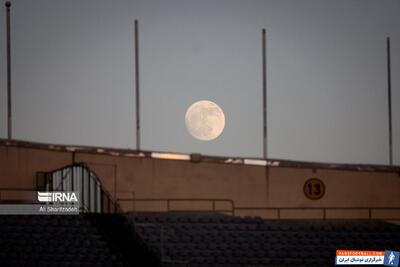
[92,213,162,267]
[1,212,399,266]
[127,212,400,267]
[0,214,160,267]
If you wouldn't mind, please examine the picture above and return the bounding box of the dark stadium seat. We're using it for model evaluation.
[3,211,397,266]
[127,212,400,267]
[0,214,161,267]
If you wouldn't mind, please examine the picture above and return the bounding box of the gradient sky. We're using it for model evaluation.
[0,0,399,165]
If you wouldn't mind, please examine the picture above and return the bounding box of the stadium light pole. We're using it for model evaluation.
[135,19,140,151]
[386,37,392,165]
[5,1,12,139]
[262,29,270,202]
[262,29,267,159]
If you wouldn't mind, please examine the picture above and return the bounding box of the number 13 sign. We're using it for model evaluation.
[303,178,325,200]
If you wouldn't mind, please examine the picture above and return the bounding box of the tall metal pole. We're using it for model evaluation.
[5,1,12,139]
[262,29,269,206]
[386,37,392,165]
[262,29,267,158]
[135,19,140,151]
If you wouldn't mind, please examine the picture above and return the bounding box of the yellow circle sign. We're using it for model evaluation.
[303,178,325,200]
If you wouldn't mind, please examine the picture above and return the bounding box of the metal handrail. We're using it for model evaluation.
[80,163,122,213]
[117,198,235,215]
[116,197,400,220]
[0,164,160,265]
[52,168,71,191]
[42,163,161,265]
[234,206,400,220]
[39,163,122,214]
[0,188,37,202]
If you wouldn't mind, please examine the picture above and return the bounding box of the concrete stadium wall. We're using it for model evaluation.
[1,144,400,219]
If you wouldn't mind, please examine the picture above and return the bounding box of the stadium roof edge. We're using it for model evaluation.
[0,138,399,173]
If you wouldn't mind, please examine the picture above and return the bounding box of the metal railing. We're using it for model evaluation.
[234,206,400,220]
[117,198,235,215]
[0,188,37,203]
[37,163,121,214]
[37,163,173,266]
[116,197,400,220]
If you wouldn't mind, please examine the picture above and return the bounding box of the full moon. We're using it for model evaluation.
[185,100,225,141]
